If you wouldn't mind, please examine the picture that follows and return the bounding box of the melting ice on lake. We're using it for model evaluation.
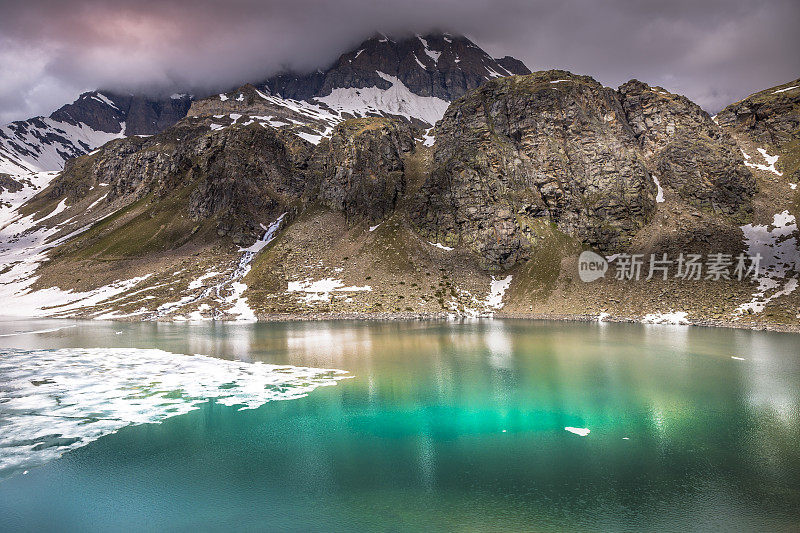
[0,348,351,477]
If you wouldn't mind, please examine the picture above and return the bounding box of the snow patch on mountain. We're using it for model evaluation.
[742,147,783,176]
[0,118,125,174]
[417,35,441,64]
[0,171,59,228]
[642,311,689,325]
[736,210,800,314]
[487,275,513,309]
[652,174,665,202]
[772,85,798,94]
[287,278,372,303]
[315,72,450,127]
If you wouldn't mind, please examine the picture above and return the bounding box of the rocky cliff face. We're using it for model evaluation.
[618,80,754,217]
[5,65,796,327]
[50,116,312,245]
[314,118,415,222]
[50,91,193,136]
[413,71,656,268]
[34,69,763,272]
[716,78,800,150]
[716,79,800,183]
[49,114,417,246]
[187,32,532,142]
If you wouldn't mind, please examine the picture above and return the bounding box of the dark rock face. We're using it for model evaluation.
[122,95,195,135]
[413,71,655,268]
[187,125,312,242]
[45,67,761,273]
[0,173,24,194]
[263,32,531,102]
[53,114,420,245]
[715,78,800,149]
[49,93,126,134]
[618,80,754,216]
[50,91,193,136]
[54,118,313,244]
[315,118,415,221]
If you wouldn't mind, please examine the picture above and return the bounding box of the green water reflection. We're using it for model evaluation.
[0,319,798,531]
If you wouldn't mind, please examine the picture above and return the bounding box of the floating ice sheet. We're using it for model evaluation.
[0,347,351,477]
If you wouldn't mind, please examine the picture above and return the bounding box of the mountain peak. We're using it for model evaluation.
[263,31,530,102]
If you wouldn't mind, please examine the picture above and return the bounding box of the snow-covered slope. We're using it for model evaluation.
[0,117,125,174]
[315,72,450,127]
[0,91,192,175]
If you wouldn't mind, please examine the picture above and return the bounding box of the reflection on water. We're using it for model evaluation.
[0,318,799,531]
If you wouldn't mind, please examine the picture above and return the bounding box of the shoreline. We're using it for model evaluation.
[3,312,797,334]
[248,311,800,333]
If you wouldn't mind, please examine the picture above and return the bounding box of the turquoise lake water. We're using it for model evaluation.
[0,319,799,531]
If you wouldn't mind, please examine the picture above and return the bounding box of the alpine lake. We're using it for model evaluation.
[0,318,798,532]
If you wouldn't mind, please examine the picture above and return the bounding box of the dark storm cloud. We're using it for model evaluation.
[0,0,798,123]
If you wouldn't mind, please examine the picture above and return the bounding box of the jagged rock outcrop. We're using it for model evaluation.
[716,79,800,182]
[186,84,338,141]
[52,118,314,244]
[314,118,415,221]
[413,70,655,268]
[618,80,754,216]
[715,78,800,149]
[186,125,313,241]
[51,91,193,136]
[33,66,765,273]
[0,174,23,194]
[50,114,420,246]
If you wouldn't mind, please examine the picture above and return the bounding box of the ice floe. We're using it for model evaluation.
[564,427,590,436]
[0,347,351,477]
[0,325,76,337]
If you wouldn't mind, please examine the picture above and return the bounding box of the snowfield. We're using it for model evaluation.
[316,72,450,127]
[0,118,125,174]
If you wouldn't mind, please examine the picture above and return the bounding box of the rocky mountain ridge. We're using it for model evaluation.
[0,92,192,175]
[186,32,532,146]
[261,32,530,103]
[0,32,528,177]
[0,42,797,327]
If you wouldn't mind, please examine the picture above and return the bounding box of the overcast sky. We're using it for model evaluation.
[1,0,798,123]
